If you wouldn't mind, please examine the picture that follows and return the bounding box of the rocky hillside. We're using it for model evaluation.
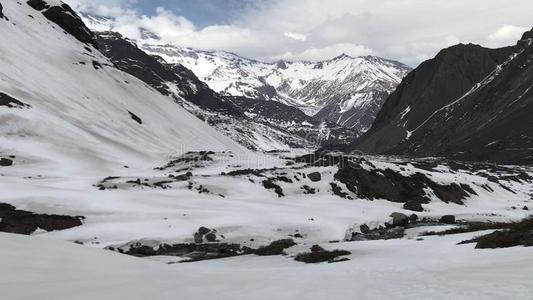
[0,0,248,175]
[95,31,356,151]
[141,45,411,131]
[351,29,533,165]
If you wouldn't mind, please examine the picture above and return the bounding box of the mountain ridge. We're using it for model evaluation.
[79,12,411,133]
[95,31,356,151]
[350,28,533,165]
[140,42,411,130]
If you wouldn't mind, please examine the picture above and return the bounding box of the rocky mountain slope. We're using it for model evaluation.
[95,31,355,151]
[351,29,533,165]
[0,0,248,175]
[142,45,411,130]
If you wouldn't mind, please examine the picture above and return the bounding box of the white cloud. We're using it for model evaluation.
[284,32,307,42]
[68,0,533,65]
[276,43,373,61]
[488,25,529,45]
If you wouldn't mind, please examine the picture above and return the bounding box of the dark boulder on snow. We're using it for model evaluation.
[192,232,203,244]
[294,245,351,264]
[27,0,49,10]
[0,158,13,166]
[390,212,410,227]
[92,60,102,70]
[359,224,371,234]
[0,203,84,235]
[330,182,352,199]
[193,227,220,243]
[0,2,5,19]
[409,214,419,222]
[128,111,142,124]
[254,239,296,256]
[262,179,284,197]
[403,200,424,212]
[198,226,211,235]
[27,0,97,48]
[0,92,31,108]
[440,215,456,224]
[205,233,218,242]
[307,172,322,182]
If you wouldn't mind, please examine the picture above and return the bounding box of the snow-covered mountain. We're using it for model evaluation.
[142,45,411,131]
[80,13,411,132]
[0,0,248,175]
[95,31,356,151]
[2,3,533,299]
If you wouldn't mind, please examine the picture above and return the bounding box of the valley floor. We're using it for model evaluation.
[2,230,533,300]
[1,151,532,299]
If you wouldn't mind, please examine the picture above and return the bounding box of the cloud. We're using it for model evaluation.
[386,35,462,66]
[284,32,307,42]
[488,25,529,45]
[68,0,533,66]
[276,43,373,61]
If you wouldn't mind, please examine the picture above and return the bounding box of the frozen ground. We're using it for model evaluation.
[2,151,533,299]
[2,229,533,300]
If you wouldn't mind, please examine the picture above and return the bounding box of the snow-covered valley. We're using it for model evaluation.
[1,1,533,299]
[2,150,533,299]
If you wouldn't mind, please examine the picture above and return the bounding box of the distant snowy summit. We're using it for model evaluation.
[141,45,411,131]
[81,13,411,133]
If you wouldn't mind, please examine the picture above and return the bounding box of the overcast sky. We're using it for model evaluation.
[69,0,533,66]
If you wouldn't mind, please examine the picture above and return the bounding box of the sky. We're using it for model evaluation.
[68,0,533,66]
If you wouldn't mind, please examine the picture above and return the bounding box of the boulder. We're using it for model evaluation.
[440,215,456,224]
[205,233,217,242]
[254,239,296,256]
[128,111,142,124]
[409,214,419,222]
[198,226,211,235]
[390,212,409,227]
[0,203,84,235]
[359,224,371,234]
[0,92,31,108]
[194,226,218,243]
[0,158,13,167]
[193,232,203,244]
[403,200,423,212]
[307,172,322,182]
[262,179,284,197]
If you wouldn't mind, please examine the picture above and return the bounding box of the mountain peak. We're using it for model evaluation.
[276,60,288,69]
[519,27,533,44]
[140,28,160,40]
[27,0,97,48]
[332,53,354,60]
